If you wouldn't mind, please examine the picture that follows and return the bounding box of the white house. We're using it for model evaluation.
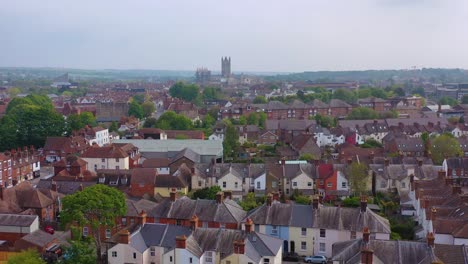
[81,145,129,172]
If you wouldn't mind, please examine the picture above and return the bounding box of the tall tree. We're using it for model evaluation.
[429,134,463,164]
[128,100,144,119]
[347,107,379,120]
[61,238,96,264]
[0,116,18,151]
[346,162,369,195]
[223,120,239,158]
[169,82,200,103]
[192,186,222,200]
[253,95,267,104]
[332,89,357,104]
[155,111,193,130]
[60,185,127,261]
[142,101,156,118]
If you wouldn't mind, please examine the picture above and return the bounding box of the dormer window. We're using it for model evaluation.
[99,177,105,183]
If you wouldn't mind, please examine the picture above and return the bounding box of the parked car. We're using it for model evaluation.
[304,255,327,263]
[283,252,300,262]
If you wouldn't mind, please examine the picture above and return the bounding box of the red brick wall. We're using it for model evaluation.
[130,183,154,197]
[0,232,26,246]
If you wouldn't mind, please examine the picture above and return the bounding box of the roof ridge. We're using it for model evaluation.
[159,224,170,247]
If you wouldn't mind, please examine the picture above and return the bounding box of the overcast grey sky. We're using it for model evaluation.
[1,0,467,72]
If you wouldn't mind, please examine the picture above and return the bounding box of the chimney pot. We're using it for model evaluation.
[138,210,147,225]
[431,208,437,221]
[216,192,224,204]
[266,193,273,206]
[427,232,435,248]
[361,248,374,264]
[363,227,370,243]
[170,189,177,202]
[190,215,199,230]
[245,218,253,233]
[360,196,368,213]
[312,197,319,210]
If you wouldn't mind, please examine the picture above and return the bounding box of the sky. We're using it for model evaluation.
[1,0,468,72]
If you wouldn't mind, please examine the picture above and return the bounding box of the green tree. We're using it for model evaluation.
[332,89,357,104]
[223,120,239,158]
[0,116,18,151]
[192,186,222,200]
[429,134,463,164]
[67,112,96,133]
[142,101,156,118]
[128,100,144,119]
[9,104,66,148]
[315,113,336,128]
[239,192,260,211]
[342,197,360,207]
[6,94,53,114]
[8,249,45,264]
[203,114,215,128]
[238,116,247,125]
[439,96,457,106]
[247,113,259,125]
[144,117,158,128]
[109,121,119,132]
[258,112,267,129]
[202,87,222,100]
[253,96,267,104]
[169,82,200,102]
[132,94,145,104]
[155,111,193,130]
[60,185,127,261]
[7,87,21,98]
[79,112,97,127]
[299,153,315,161]
[294,195,311,205]
[347,107,379,120]
[61,238,96,264]
[346,162,369,196]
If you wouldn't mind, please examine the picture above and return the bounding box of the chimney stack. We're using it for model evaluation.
[233,240,245,254]
[452,185,462,195]
[272,192,279,201]
[266,193,273,206]
[216,192,224,204]
[170,189,177,202]
[175,235,187,249]
[360,196,368,213]
[119,230,130,244]
[223,191,232,200]
[384,158,389,167]
[138,210,147,225]
[361,248,374,264]
[347,158,352,165]
[438,170,446,180]
[431,208,437,221]
[190,215,199,230]
[245,218,253,233]
[417,158,423,167]
[427,232,435,248]
[51,181,57,192]
[369,151,374,161]
[410,174,415,191]
[312,196,319,210]
[363,227,370,243]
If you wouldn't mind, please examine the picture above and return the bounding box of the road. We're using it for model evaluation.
[30,166,54,186]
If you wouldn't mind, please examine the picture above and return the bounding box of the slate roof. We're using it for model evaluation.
[129,223,192,253]
[171,148,200,163]
[114,139,223,157]
[153,196,246,224]
[245,202,390,234]
[36,179,96,195]
[0,214,37,227]
[332,239,464,264]
[17,230,56,247]
[130,168,158,185]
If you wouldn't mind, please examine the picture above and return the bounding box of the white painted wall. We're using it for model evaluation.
[254,173,266,191]
[83,157,129,171]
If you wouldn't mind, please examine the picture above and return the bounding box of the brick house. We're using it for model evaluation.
[129,168,158,197]
[43,136,88,163]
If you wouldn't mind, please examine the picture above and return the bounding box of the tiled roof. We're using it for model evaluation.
[81,145,128,158]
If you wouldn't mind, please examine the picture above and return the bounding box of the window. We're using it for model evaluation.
[301,241,307,250]
[190,257,193,263]
[105,229,111,238]
[272,181,277,188]
[286,189,289,194]
[115,166,120,170]
[150,247,155,256]
[116,158,120,162]
[220,223,226,229]
[271,225,278,235]
[176,219,182,226]
[351,231,356,239]
[256,182,261,189]
[130,218,135,225]
[401,182,406,188]
[133,252,136,259]
[235,182,238,188]
[206,252,213,263]
[83,227,88,237]
[198,180,202,187]
[327,182,332,188]
[222,182,226,188]
[170,256,173,262]
[101,165,105,169]
[255,224,260,232]
[293,182,297,187]
[301,228,307,236]
[226,261,231,264]
[319,242,326,252]
[111,251,117,257]
[102,158,105,162]
[264,258,270,263]
[380,180,386,188]
[307,182,312,187]
[320,229,326,237]
[320,180,324,185]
